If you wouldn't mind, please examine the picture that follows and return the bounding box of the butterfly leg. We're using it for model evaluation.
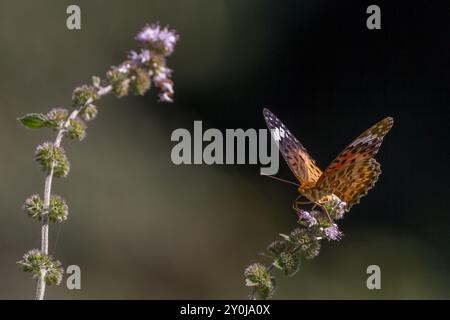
[292,195,312,211]
[318,203,333,224]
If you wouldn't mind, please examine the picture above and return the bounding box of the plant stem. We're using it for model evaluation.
[34,85,111,300]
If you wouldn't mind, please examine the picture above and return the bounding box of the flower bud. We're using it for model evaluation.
[23,194,68,223]
[107,65,130,97]
[267,240,292,257]
[72,85,98,107]
[297,209,318,227]
[17,249,63,285]
[34,142,70,177]
[49,196,68,223]
[80,104,98,121]
[244,263,276,299]
[303,240,321,259]
[130,66,151,96]
[274,252,300,276]
[135,23,179,56]
[289,227,321,259]
[45,260,64,286]
[46,108,69,128]
[66,117,87,141]
[23,194,44,220]
[323,224,343,241]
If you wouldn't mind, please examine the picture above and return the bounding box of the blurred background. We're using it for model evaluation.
[0,0,449,299]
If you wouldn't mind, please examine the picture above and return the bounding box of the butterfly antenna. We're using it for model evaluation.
[261,174,299,187]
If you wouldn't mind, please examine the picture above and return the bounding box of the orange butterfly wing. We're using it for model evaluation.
[315,117,393,210]
[263,108,322,186]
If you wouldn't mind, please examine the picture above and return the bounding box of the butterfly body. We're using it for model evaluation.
[263,108,393,212]
[298,185,327,203]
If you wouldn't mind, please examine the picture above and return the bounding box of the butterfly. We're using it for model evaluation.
[263,108,393,212]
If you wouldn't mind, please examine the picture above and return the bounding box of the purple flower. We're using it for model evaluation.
[153,66,172,85]
[297,209,317,227]
[157,27,179,54]
[324,224,343,241]
[140,49,151,62]
[117,63,131,74]
[135,23,179,55]
[159,91,173,103]
[128,50,139,61]
[161,81,173,94]
[135,23,161,43]
[324,194,347,220]
[128,23,178,102]
[128,49,151,64]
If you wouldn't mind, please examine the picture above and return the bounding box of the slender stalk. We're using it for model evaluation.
[34,85,112,300]
[22,22,179,301]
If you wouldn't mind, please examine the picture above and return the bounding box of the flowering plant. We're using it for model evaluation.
[244,194,346,299]
[17,23,179,300]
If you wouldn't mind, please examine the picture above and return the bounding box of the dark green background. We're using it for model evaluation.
[0,0,449,299]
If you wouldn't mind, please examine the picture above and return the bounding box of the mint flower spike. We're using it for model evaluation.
[244,263,276,300]
[131,22,179,102]
[66,117,87,141]
[17,249,63,286]
[80,104,98,121]
[34,142,70,178]
[18,22,179,300]
[71,85,98,108]
[297,209,318,227]
[245,194,348,299]
[135,23,179,55]
[274,251,300,276]
[23,194,68,223]
[128,49,151,64]
[324,224,343,241]
[48,196,69,223]
[47,108,69,127]
[23,195,44,220]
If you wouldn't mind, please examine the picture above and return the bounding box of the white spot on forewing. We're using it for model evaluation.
[349,134,376,147]
[272,127,286,142]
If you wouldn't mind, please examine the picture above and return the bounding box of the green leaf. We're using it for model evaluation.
[18,113,52,129]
